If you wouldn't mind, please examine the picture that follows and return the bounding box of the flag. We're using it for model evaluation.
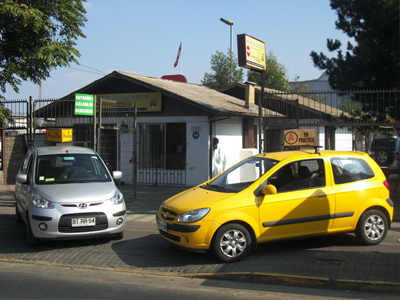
[174,42,182,67]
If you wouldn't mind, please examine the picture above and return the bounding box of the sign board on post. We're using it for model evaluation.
[75,94,94,116]
[237,34,266,72]
[96,92,161,112]
[284,130,316,147]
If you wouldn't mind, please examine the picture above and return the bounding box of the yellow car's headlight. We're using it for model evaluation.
[177,208,210,223]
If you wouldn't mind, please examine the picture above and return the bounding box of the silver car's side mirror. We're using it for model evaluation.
[15,174,28,184]
[112,171,122,180]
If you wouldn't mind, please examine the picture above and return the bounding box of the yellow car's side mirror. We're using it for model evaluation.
[262,184,277,195]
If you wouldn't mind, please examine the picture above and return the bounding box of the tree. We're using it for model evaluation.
[290,75,310,95]
[247,51,290,92]
[310,0,400,90]
[201,50,244,90]
[0,0,87,97]
[0,103,12,127]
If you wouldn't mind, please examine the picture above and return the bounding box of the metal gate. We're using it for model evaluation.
[136,123,186,185]
[262,90,400,152]
[0,97,137,187]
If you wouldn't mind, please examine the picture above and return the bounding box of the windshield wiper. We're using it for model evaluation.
[208,184,232,193]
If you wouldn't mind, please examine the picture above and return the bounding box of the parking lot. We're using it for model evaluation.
[0,180,399,295]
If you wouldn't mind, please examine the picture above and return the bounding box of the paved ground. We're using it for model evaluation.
[0,177,399,295]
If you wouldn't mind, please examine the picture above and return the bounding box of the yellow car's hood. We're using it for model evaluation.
[162,186,233,213]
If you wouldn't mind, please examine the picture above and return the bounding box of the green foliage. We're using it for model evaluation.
[310,0,400,90]
[0,0,87,95]
[247,51,290,92]
[201,50,244,90]
[290,75,309,95]
[339,99,363,115]
[0,103,12,127]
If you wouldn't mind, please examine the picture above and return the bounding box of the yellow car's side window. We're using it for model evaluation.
[269,159,325,193]
[330,157,374,184]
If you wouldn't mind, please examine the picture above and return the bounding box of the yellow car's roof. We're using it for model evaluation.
[254,150,370,162]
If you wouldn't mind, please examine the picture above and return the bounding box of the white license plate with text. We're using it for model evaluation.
[72,217,96,227]
[158,220,167,232]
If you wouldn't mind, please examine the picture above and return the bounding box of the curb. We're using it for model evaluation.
[1,259,399,295]
[184,272,400,295]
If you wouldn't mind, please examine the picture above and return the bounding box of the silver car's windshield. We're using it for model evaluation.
[36,154,112,184]
[202,157,279,193]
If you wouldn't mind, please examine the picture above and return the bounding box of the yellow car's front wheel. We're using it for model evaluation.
[212,223,252,262]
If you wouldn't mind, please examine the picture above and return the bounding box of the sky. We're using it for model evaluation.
[3,0,351,101]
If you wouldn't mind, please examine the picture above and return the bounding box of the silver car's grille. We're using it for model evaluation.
[58,212,108,233]
[61,202,103,208]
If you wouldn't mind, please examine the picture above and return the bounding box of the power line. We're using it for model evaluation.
[77,64,108,75]
[67,66,106,76]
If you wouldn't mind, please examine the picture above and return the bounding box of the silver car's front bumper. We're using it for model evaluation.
[29,201,126,239]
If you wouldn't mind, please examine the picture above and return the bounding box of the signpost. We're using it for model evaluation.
[237,34,267,153]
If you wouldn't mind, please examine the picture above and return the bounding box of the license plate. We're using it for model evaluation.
[158,220,167,232]
[72,217,96,227]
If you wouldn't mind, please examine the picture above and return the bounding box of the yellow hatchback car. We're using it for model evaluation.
[156,149,394,262]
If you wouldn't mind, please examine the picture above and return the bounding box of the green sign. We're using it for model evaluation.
[75,94,94,116]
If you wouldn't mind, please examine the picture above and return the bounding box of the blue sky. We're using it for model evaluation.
[4,0,350,100]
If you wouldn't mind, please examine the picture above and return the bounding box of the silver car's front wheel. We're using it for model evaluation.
[356,210,388,245]
[212,224,251,262]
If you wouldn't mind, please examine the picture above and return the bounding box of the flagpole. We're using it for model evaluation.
[179,40,182,74]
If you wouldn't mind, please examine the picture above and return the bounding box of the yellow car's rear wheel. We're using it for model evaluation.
[356,209,388,245]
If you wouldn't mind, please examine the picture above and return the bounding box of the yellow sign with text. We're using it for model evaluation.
[96,92,161,112]
[284,129,316,146]
[237,34,266,71]
[46,129,73,143]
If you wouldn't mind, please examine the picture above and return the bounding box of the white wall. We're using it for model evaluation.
[211,117,257,178]
[335,127,353,151]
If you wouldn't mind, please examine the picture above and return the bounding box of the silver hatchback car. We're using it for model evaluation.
[14,146,126,245]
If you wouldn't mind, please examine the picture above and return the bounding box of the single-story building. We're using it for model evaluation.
[34,71,282,186]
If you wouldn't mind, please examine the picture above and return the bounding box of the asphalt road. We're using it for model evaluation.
[0,261,398,300]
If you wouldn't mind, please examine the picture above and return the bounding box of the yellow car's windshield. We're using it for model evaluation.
[203,157,279,193]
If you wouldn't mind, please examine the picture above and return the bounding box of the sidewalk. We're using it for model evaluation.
[0,182,399,295]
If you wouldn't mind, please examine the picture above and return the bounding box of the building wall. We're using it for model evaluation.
[335,127,353,151]
[57,115,260,186]
[1,136,26,186]
[211,117,257,178]
[289,72,348,109]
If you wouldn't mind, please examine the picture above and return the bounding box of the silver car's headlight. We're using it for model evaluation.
[32,194,54,209]
[111,190,124,205]
[177,208,210,223]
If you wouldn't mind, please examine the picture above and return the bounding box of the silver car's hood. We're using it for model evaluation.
[33,182,118,203]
